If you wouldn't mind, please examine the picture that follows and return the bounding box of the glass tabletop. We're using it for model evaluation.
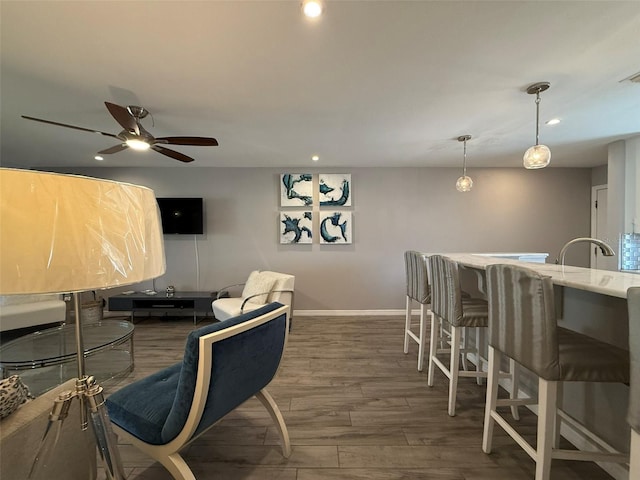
[0,320,134,368]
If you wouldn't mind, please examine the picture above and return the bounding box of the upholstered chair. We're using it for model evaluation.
[106,303,291,480]
[628,287,640,479]
[427,255,518,417]
[483,264,629,480]
[403,251,432,371]
[212,270,295,321]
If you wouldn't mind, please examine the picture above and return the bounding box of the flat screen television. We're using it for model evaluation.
[156,197,204,235]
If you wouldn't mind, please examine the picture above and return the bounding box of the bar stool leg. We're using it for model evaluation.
[482,346,500,454]
[631,430,640,480]
[510,358,520,420]
[476,327,484,385]
[417,304,427,371]
[553,383,563,448]
[448,326,462,416]
[427,314,439,387]
[403,296,412,354]
[460,328,469,371]
[535,379,557,480]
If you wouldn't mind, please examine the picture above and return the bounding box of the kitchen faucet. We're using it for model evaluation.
[555,237,615,265]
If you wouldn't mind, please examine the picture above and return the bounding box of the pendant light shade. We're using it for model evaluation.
[523,82,551,169]
[456,135,473,192]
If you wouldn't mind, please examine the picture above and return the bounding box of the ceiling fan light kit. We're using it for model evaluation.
[126,139,151,151]
[456,135,473,192]
[22,101,218,164]
[523,81,551,169]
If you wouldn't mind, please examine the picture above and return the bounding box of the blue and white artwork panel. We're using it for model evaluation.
[319,173,351,207]
[319,211,352,244]
[280,211,313,244]
[281,173,313,207]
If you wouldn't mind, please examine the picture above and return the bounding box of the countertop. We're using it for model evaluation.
[439,253,640,299]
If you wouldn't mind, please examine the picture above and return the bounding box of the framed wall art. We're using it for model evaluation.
[280,211,313,244]
[280,173,313,206]
[319,173,351,207]
[319,211,352,244]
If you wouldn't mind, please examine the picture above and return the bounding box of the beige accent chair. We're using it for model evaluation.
[0,379,97,479]
[212,270,295,321]
[483,264,629,480]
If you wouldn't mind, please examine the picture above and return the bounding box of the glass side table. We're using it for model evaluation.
[0,320,134,396]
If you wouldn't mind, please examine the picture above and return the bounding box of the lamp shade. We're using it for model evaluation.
[0,168,166,295]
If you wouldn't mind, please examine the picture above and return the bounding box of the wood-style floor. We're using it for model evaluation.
[99,314,614,480]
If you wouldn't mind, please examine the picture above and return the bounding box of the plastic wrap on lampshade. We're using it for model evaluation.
[0,168,166,295]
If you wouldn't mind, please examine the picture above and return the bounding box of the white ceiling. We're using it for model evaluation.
[1,1,639,169]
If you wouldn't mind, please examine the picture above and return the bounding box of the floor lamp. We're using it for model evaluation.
[0,168,166,480]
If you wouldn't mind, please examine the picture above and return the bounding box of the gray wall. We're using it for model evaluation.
[591,164,607,186]
[58,166,593,311]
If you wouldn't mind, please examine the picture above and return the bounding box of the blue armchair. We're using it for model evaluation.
[105,303,291,480]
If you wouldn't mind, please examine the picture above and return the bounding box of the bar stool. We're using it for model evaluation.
[627,287,640,480]
[483,264,629,480]
[427,255,518,417]
[403,251,431,371]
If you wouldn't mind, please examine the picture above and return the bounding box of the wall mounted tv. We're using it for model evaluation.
[156,197,204,235]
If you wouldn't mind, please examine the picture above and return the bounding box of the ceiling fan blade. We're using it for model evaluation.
[98,144,128,155]
[155,136,219,146]
[21,115,120,139]
[152,145,194,163]
[104,102,139,135]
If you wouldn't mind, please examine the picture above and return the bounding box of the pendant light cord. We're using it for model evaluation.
[462,138,467,176]
[535,93,541,146]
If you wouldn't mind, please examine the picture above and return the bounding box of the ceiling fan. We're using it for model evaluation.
[22,102,218,163]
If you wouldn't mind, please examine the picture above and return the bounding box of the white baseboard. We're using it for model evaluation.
[293,309,406,316]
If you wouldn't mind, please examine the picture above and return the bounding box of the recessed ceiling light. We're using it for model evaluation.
[302,0,323,18]
[546,118,561,125]
[311,155,320,162]
[94,155,104,161]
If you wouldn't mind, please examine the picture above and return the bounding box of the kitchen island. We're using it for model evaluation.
[430,253,639,480]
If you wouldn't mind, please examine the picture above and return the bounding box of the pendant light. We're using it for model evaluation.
[523,82,551,169]
[456,135,473,192]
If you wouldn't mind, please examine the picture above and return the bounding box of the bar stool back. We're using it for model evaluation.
[627,287,640,479]
[403,251,431,371]
[483,264,629,480]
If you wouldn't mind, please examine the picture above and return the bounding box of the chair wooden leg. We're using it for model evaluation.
[510,358,520,421]
[256,388,291,458]
[448,326,462,416]
[157,453,197,480]
[482,346,500,454]
[417,304,427,371]
[427,313,439,387]
[535,378,557,480]
[404,296,411,354]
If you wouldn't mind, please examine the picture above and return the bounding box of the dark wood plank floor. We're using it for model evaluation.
[99,314,614,480]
